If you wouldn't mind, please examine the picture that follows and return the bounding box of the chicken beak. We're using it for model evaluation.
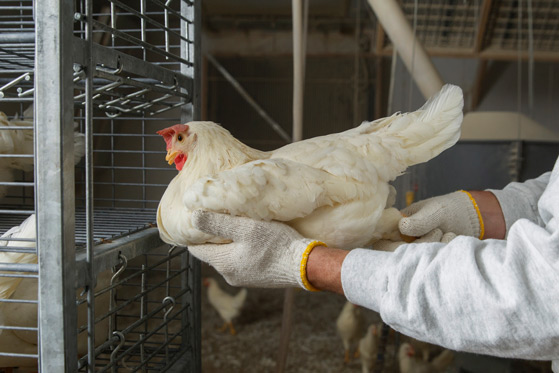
[166,150,180,165]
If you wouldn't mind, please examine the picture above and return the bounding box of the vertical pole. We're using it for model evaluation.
[84,0,96,371]
[183,1,202,371]
[35,0,78,370]
[352,0,362,125]
[291,0,306,143]
[276,2,308,372]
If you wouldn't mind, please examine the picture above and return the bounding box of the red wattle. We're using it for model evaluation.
[175,153,187,171]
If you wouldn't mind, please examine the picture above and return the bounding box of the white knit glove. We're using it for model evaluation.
[373,229,457,252]
[399,190,484,239]
[188,210,324,291]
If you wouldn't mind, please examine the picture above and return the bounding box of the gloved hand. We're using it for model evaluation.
[188,210,324,291]
[373,228,457,252]
[399,190,484,239]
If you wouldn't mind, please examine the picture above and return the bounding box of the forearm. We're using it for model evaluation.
[306,246,347,295]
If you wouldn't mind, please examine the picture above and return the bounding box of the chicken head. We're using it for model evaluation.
[157,124,196,171]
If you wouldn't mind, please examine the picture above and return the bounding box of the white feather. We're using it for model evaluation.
[157,84,464,248]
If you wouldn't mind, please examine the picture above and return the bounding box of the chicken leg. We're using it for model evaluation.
[218,321,237,336]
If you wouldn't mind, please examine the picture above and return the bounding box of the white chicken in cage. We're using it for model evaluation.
[0,214,112,369]
[0,106,85,199]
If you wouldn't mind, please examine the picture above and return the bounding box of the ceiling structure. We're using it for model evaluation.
[203,0,559,61]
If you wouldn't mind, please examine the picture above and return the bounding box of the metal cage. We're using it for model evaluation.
[0,0,201,371]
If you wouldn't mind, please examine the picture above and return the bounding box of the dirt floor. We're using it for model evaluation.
[200,264,392,373]
[200,264,555,373]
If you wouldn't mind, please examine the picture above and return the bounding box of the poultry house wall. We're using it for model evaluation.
[206,56,374,150]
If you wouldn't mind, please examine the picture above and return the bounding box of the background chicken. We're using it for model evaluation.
[406,336,439,362]
[0,214,111,368]
[0,214,37,336]
[204,277,247,335]
[336,300,365,363]
[0,106,85,199]
[157,84,463,248]
[358,323,382,373]
[398,342,454,373]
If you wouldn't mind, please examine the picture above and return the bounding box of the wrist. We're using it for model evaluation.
[459,190,485,239]
[468,190,506,239]
[299,241,326,291]
[305,246,348,294]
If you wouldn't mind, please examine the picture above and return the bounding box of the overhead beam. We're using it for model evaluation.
[204,29,367,56]
[474,0,493,53]
[471,59,488,111]
[204,30,559,62]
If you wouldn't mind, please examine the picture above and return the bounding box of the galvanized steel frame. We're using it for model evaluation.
[14,0,202,371]
[35,0,79,370]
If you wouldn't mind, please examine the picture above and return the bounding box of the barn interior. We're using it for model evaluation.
[0,0,557,372]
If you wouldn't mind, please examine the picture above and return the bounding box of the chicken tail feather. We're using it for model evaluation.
[233,288,248,309]
[387,83,463,167]
[431,349,454,372]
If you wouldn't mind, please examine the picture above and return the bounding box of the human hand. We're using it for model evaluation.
[373,228,457,252]
[188,210,324,290]
[399,191,483,239]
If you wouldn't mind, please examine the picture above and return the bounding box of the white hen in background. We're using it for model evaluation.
[0,215,111,368]
[0,106,85,198]
[398,342,454,373]
[157,84,463,248]
[0,214,37,327]
[358,323,382,373]
[204,277,247,335]
[336,300,365,363]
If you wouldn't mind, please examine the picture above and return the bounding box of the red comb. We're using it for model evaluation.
[156,124,189,150]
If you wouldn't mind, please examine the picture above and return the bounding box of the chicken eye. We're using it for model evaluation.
[177,134,183,142]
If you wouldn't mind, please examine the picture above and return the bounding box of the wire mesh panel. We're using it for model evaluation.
[483,0,559,52]
[0,0,200,371]
[376,0,559,57]
[379,0,482,51]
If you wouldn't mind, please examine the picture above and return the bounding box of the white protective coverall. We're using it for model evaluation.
[342,158,559,370]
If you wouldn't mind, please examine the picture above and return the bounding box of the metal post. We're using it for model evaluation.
[183,0,202,371]
[35,0,78,370]
[276,2,308,372]
[84,0,97,371]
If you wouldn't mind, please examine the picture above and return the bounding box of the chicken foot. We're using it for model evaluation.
[218,321,237,336]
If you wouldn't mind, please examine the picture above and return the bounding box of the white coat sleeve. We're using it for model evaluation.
[341,165,559,362]
[488,172,550,234]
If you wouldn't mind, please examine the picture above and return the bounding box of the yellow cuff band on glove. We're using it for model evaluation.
[300,241,326,292]
[460,190,485,240]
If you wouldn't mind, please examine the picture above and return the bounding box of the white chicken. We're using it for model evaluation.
[358,323,382,373]
[204,277,247,335]
[336,300,365,363]
[156,84,463,248]
[0,214,111,368]
[398,342,454,373]
[407,336,438,362]
[0,106,85,198]
[0,214,37,331]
